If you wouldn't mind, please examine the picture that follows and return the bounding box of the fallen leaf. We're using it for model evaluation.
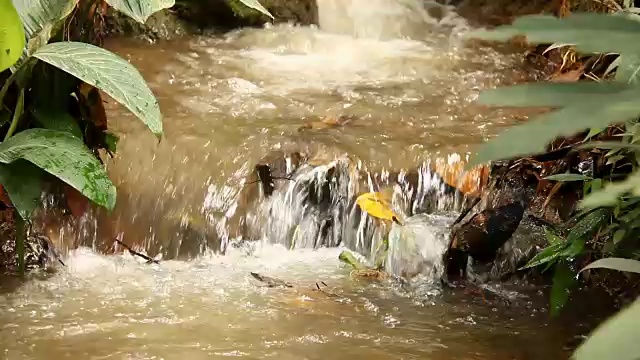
[432,157,489,197]
[79,82,108,131]
[0,185,13,207]
[356,192,402,224]
[549,65,585,83]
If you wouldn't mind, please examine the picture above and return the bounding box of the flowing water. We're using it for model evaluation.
[0,1,592,358]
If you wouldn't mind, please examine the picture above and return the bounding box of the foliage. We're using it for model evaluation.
[105,0,175,23]
[0,0,25,72]
[0,0,172,275]
[467,11,640,359]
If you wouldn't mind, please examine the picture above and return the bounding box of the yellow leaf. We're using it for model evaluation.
[355,192,402,224]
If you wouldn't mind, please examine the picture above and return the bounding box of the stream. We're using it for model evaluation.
[0,0,593,358]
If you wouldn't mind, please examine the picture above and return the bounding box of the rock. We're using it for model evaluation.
[386,214,450,281]
[226,0,318,26]
[104,8,194,40]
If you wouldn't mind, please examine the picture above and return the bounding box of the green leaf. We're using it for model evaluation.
[613,228,626,244]
[0,128,116,210]
[105,132,119,153]
[580,257,640,274]
[478,82,630,108]
[12,0,78,59]
[33,42,163,136]
[467,13,640,56]
[521,242,566,270]
[578,141,640,151]
[566,208,610,243]
[471,85,640,165]
[573,299,640,360]
[0,0,26,72]
[104,0,175,24]
[32,108,82,138]
[550,261,577,317]
[339,250,367,271]
[545,227,564,245]
[581,172,640,208]
[614,54,640,84]
[236,0,273,19]
[0,161,42,219]
[545,173,593,182]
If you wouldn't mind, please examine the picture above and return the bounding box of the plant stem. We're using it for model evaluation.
[0,69,19,108]
[4,88,25,141]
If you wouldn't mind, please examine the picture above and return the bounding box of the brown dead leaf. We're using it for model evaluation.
[549,65,585,83]
[432,158,489,197]
[79,82,108,131]
[0,185,13,207]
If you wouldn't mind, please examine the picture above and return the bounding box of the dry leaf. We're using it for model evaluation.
[356,192,402,224]
[79,82,108,131]
[0,185,12,207]
[432,158,489,197]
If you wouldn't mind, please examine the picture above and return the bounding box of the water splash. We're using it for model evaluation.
[317,0,470,40]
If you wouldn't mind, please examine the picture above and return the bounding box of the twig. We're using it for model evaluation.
[452,196,481,227]
[114,238,159,264]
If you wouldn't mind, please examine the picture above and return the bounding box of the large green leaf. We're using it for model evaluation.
[573,299,640,360]
[478,82,632,108]
[105,0,175,24]
[467,13,640,57]
[236,0,273,19]
[0,0,25,72]
[33,42,163,136]
[614,54,640,84]
[580,257,640,274]
[11,0,78,58]
[0,128,116,210]
[550,261,577,317]
[0,161,42,219]
[470,84,640,165]
[32,108,82,138]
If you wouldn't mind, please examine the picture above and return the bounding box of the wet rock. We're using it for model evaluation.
[169,0,318,33]
[445,202,526,281]
[104,9,194,40]
[227,150,306,240]
[0,207,64,275]
[386,214,450,281]
[226,0,319,26]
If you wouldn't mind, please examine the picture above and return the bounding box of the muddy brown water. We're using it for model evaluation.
[0,1,598,359]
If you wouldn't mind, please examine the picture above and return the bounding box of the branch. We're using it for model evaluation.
[114,238,159,264]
